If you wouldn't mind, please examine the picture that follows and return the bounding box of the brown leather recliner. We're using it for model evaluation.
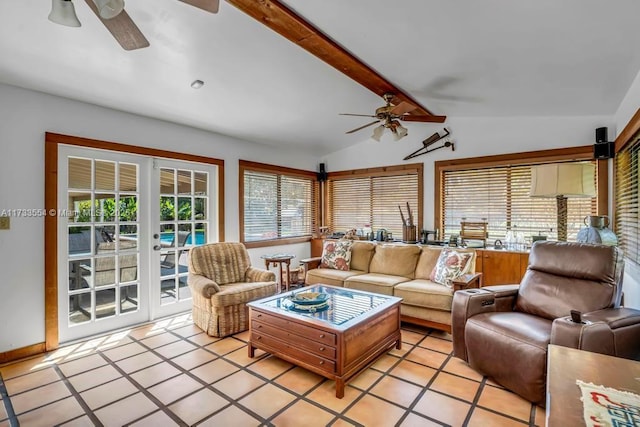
[451,241,640,405]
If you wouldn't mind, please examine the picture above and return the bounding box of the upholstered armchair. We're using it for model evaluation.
[188,242,278,337]
[452,241,640,405]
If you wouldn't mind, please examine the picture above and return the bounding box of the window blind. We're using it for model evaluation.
[328,168,420,238]
[242,169,315,243]
[441,161,597,242]
[615,136,640,265]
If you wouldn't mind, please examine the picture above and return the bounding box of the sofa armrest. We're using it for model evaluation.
[551,307,640,359]
[451,284,520,362]
[246,267,276,283]
[188,273,221,298]
[452,272,482,291]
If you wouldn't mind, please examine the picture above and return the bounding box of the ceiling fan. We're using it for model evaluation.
[340,93,446,141]
[48,0,219,51]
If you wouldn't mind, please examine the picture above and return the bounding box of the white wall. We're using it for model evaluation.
[0,83,317,352]
[615,69,640,309]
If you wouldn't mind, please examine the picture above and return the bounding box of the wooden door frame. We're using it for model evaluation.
[44,132,225,351]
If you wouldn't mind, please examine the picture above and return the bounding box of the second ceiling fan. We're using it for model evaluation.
[49,0,220,51]
[341,93,446,141]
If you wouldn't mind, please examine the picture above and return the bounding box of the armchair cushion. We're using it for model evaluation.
[320,239,354,271]
[515,242,624,320]
[189,242,253,285]
[465,311,552,404]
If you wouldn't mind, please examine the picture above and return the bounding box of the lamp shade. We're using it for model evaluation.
[94,0,125,19]
[530,163,596,198]
[48,0,81,27]
[371,125,384,142]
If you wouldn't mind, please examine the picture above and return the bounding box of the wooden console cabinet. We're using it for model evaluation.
[475,249,529,286]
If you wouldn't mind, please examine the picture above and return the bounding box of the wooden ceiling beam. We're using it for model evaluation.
[225,0,445,121]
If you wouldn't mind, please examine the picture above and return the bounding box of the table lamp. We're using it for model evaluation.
[529,163,596,241]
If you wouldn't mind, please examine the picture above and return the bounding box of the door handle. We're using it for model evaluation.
[153,245,162,251]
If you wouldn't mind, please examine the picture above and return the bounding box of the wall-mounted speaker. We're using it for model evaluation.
[594,141,615,159]
[317,163,327,181]
[595,127,608,143]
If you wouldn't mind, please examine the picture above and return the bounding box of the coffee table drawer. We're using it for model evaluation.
[252,320,337,360]
[251,331,336,374]
[251,311,336,346]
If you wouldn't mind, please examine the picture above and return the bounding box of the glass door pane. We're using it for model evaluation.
[60,147,148,344]
[153,160,216,317]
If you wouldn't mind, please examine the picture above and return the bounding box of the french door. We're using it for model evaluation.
[57,146,218,343]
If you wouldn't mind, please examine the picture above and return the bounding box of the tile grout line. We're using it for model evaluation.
[126,331,271,425]
[53,364,103,426]
[0,373,18,427]
[90,349,189,427]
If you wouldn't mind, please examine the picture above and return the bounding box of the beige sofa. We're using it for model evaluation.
[302,241,480,333]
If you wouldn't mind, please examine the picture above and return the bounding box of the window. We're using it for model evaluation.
[615,112,640,266]
[240,160,317,247]
[436,146,606,243]
[327,164,422,238]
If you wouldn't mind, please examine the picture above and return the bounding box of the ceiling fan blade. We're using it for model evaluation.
[401,114,447,123]
[179,0,220,13]
[85,0,149,50]
[339,113,377,118]
[345,120,380,134]
[390,101,416,116]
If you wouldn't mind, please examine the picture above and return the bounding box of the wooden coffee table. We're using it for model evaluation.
[247,284,402,398]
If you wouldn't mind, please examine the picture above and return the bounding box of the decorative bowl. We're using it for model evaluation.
[289,292,329,305]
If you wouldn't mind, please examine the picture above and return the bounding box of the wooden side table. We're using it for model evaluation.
[261,253,295,292]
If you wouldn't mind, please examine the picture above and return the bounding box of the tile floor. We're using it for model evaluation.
[0,314,545,426]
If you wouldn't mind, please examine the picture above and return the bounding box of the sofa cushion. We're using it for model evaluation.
[350,241,376,272]
[414,246,444,279]
[306,268,365,287]
[394,279,454,311]
[344,273,409,296]
[430,248,474,287]
[320,239,353,271]
[369,245,421,278]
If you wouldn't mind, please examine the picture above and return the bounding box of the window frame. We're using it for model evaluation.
[239,160,318,249]
[434,145,608,240]
[326,163,424,237]
[614,108,640,267]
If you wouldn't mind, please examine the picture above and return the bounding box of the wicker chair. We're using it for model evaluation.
[187,242,278,337]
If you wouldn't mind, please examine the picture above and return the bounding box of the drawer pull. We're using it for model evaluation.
[319,361,324,365]
[319,347,325,351]
[256,314,262,317]
[256,336,262,340]
[319,334,325,338]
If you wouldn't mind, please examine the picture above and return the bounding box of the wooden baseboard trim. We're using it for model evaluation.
[401,315,452,334]
[0,343,46,365]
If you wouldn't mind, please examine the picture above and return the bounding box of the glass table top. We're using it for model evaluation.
[253,285,396,326]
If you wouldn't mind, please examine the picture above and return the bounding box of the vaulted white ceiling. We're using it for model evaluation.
[1,0,640,155]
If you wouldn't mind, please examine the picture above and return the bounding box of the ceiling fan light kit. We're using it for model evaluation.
[48,0,81,27]
[94,0,125,19]
[343,92,442,142]
[48,0,218,50]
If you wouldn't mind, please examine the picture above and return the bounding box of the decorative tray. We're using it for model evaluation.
[288,291,329,306]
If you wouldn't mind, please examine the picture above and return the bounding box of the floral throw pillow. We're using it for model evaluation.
[430,248,473,287]
[320,240,353,271]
